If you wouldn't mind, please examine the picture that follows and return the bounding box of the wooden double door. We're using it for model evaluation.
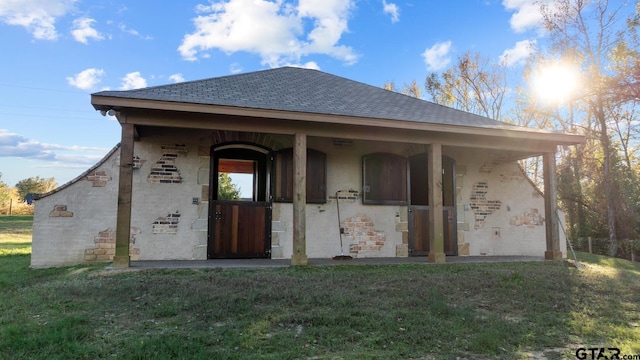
[207,146,271,259]
[408,154,458,256]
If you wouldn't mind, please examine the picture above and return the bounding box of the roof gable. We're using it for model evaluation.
[92,67,514,129]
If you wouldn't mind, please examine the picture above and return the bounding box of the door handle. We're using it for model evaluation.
[215,211,222,220]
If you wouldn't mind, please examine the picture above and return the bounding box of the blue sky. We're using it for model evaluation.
[0,0,570,187]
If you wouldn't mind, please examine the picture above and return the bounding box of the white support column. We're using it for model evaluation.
[291,133,308,265]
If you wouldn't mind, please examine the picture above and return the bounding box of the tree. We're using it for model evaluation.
[217,173,241,200]
[15,176,57,202]
[0,173,11,208]
[425,52,508,120]
[383,80,422,98]
[532,0,638,256]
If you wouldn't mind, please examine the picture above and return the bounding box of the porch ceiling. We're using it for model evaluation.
[114,109,573,159]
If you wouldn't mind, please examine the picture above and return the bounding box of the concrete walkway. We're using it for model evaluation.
[126,256,545,270]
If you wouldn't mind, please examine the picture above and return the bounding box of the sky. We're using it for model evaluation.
[0,0,607,188]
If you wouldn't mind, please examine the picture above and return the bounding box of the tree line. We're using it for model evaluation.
[385,0,640,259]
[0,174,57,215]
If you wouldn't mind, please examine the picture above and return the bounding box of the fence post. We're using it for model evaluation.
[588,236,592,254]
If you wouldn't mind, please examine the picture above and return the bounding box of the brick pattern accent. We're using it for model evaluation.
[148,144,188,184]
[199,131,284,152]
[342,214,386,255]
[133,156,147,170]
[499,172,526,182]
[152,212,181,234]
[470,181,502,229]
[84,228,140,262]
[510,208,544,227]
[330,189,360,203]
[49,205,73,217]
[86,170,112,187]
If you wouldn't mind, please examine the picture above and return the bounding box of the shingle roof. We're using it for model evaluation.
[93,67,516,129]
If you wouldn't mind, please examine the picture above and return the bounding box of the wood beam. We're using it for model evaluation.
[113,121,134,267]
[428,143,446,263]
[291,133,308,265]
[543,150,562,260]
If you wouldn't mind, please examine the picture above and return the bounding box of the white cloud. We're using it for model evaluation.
[71,17,103,44]
[118,23,153,40]
[169,73,185,83]
[0,129,108,164]
[178,0,358,67]
[282,61,320,70]
[66,68,105,90]
[422,41,452,71]
[0,0,77,40]
[382,0,399,23]
[119,72,147,90]
[502,0,554,33]
[229,63,243,74]
[500,39,536,66]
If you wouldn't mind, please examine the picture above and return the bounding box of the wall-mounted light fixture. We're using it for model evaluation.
[99,109,117,116]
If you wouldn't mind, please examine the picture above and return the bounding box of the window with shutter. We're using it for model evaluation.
[362,153,407,205]
[274,148,327,203]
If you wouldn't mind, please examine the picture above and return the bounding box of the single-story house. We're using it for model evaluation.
[31,67,584,268]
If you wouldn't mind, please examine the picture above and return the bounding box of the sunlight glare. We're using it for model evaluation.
[532,62,579,104]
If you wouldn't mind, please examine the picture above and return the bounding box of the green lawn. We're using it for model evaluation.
[0,215,32,255]
[1,215,639,359]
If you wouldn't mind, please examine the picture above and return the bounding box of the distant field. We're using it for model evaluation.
[0,215,32,255]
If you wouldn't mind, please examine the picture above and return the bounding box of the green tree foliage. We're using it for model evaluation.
[0,174,11,207]
[217,173,241,200]
[15,176,58,202]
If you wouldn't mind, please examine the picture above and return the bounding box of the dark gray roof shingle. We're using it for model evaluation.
[93,67,514,129]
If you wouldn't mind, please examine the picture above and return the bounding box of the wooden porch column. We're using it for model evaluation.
[428,143,445,263]
[113,122,134,268]
[291,133,308,265]
[543,151,562,260]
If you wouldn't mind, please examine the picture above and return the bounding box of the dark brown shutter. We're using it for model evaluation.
[363,153,407,204]
[275,148,326,204]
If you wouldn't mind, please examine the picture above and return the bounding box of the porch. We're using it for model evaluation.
[119,255,545,270]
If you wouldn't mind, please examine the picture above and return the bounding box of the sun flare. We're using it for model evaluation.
[532,62,580,104]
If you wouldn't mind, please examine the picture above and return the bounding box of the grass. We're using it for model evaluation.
[1,215,639,359]
[0,215,32,254]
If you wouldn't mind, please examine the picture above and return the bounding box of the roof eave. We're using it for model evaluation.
[91,95,585,147]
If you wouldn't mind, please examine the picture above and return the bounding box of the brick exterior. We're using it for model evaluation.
[470,181,502,229]
[84,228,140,262]
[510,208,544,227]
[330,189,360,202]
[133,156,146,170]
[152,212,181,234]
[148,144,188,183]
[86,170,112,187]
[342,214,386,255]
[49,205,73,217]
